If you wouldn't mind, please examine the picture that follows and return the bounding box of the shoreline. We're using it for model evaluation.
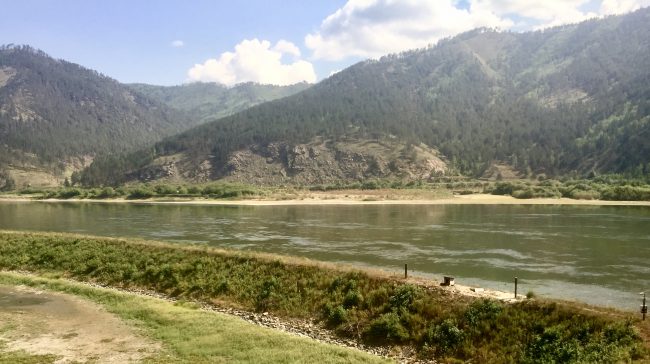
[1,193,650,206]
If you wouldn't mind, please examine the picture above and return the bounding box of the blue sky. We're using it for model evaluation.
[1,0,647,86]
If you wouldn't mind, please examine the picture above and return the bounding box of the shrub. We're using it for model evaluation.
[464,299,502,327]
[525,325,579,363]
[127,187,154,199]
[512,188,534,199]
[323,304,348,326]
[187,186,201,195]
[343,289,363,308]
[57,188,82,199]
[361,180,379,190]
[154,184,177,195]
[366,312,409,343]
[426,319,465,355]
[389,285,418,312]
[256,277,281,311]
[570,190,601,200]
[97,187,115,198]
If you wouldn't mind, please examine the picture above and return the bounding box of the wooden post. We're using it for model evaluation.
[404,264,408,279]
[514,277,518,298]
[642,292,647,321]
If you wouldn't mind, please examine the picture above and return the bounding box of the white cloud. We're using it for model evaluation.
[471,0,598,29]
[305,0,512,61]
[600,0,650,14]
[187,39,316,86]
[171,40,184,47]
[305,0,649,61]
[273,39,301,57]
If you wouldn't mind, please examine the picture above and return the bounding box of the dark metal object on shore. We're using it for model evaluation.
[515,277,518,298]
[642,292,647,320]
[404,264,408,279]
[442,276,455,286]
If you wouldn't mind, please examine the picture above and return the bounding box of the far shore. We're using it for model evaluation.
[2,192,650,206]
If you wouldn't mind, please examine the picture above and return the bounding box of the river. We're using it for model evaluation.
[1,200,648,310]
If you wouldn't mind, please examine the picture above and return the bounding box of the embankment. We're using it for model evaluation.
[0,231,647,363]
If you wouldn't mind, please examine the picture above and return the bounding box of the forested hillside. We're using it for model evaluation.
[129,82,310,124]
[81,8,650,186]
[0,45,195,187]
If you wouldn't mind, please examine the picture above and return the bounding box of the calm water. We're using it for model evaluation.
[1,201,649,310]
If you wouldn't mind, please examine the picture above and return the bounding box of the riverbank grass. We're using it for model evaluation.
[0,272,388,363]
[0,231,647,363]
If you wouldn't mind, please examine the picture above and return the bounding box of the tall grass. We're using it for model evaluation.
[0,231,646,362]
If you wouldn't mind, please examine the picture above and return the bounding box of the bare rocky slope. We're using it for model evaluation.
[133,137,447,185]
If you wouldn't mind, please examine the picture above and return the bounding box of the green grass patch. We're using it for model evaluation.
[0,231,647,363]
[0,272,388,364]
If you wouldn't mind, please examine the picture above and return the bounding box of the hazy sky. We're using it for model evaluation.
[2,0,648,86]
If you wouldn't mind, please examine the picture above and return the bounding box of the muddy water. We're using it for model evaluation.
[0,201,649,310]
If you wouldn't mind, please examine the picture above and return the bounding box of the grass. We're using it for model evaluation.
[0,272,389,364]
[0,231,647,363]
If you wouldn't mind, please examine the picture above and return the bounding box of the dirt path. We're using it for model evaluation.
[0,285,160,363]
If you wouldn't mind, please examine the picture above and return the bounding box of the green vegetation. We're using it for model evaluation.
[81,9,650,186]
[0,45,192,176]
[11,182,270,200]
[8,175,650,202]
[0,345,57,364]
[129,81,310,124]
[0,272,387,364]
[0,231,646,363]
[488,175,650,201]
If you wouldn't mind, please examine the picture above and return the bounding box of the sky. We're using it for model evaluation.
[1,0,648,86]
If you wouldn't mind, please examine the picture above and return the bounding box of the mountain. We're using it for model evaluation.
[0,45,196,188]
[128,82,311,124]
[83,9,650,185]
[0,46,310,190]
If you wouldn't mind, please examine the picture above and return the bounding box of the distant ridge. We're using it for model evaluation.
[81,8,650,186]
[0,45,309,188]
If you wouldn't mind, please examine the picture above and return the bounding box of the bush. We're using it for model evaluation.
[97,187,116,198]
[187,186,201,195]
[569,189,601,200]
[389,285,419,312]
[256,277,281,311]
[154,184,176,195]
[127,187,154,199]
[343,289,363,308]
[57,188,82,199]
[361,180,379,190]
[323,304,348,326]
[512,188,534,199]
[601,185,650,201]
[464,299,502,327]
[426,319,465,355]
[365,312,409,343]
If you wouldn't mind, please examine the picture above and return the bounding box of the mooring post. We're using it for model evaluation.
[404,264,408,279]
[514,277,518,298]
[642,292,647,321]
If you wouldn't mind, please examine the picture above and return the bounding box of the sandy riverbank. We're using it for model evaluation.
[2,193,650,206]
